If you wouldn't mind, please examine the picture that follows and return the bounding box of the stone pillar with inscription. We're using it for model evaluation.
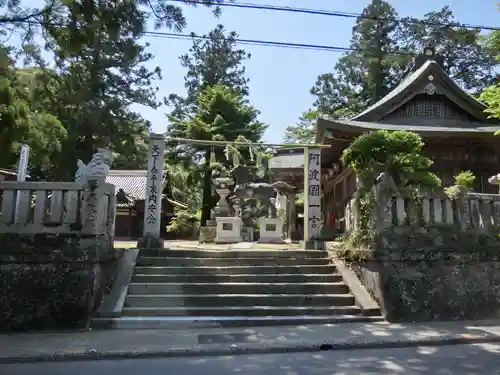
[137,133,165,249]
[303,148,322,246]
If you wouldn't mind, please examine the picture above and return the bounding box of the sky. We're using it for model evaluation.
[138,0,499,143]
[13,0,500,144]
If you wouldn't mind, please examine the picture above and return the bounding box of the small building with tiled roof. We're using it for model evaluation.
[269,42,500,234]
[106,170,186,238]
[0,168,30,181]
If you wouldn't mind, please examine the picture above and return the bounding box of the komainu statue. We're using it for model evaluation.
[75,148,114,186]
[231,165,277,218]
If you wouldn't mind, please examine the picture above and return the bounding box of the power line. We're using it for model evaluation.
[11,20,489,57]
[166,0,500,31]
[14,20,385,55]
[145,30,417,55]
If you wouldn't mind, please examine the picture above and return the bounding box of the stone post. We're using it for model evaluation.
[138,133,165,248]
[79,175,109,326]
[81,176,107,239]
[303,148,322,243]
[287,192,296,240]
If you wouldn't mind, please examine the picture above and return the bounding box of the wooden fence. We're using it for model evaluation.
[0,181,116,235]
[345,192,500,233]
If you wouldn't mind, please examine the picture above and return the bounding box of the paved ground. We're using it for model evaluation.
[114,240,301,250]
[3,320,500,363]
[4,342,500,374]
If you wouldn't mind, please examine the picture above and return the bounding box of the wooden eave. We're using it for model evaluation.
[318,118,500,139]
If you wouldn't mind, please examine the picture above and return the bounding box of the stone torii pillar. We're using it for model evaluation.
[271,181,296,241]
[137,133,165,249]
[303,148,322,246]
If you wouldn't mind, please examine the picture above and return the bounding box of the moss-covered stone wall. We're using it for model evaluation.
[344,226,500,322]
[0,234,121,331]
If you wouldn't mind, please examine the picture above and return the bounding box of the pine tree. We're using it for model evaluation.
[166,26,266,225]
[283,110,317,144]
[311,0,406,118]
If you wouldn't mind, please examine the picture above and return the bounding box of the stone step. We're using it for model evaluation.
[138,249,329,259]
[122,305,362,317]
[130,273,344,284]
[136,257,332,267]
[134,265,338,275]
[92,315,386,330]
[127,282,350,295]
[125,293,356,307]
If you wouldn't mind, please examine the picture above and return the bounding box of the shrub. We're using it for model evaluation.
[167,209,200,238]
[341,130,441,189]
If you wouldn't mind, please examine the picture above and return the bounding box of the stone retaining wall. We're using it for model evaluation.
[0,234,123,331]
[348,226,500,322]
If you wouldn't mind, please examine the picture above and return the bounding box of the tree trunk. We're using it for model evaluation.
[200,149,213,226]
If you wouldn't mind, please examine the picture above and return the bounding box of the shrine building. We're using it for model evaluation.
[269,45,500,238]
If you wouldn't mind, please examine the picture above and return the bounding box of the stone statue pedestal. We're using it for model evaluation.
[215,217,242,244]
[241,226,254,242]
[258,218,284,244]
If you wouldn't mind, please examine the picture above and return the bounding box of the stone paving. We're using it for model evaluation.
[114,240,302,250]
[3,320,500,363]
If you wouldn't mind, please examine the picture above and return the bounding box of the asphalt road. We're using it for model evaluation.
[3,343,500,375]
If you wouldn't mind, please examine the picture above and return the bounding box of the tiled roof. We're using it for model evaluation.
[0,168,30,178]
[106,170,188,209]
[0,168,17,176]
[106,170,149,200]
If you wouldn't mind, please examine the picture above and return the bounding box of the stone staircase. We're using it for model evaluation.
[122,248,382,321]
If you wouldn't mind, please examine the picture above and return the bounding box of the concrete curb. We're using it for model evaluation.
[2,335,500,364]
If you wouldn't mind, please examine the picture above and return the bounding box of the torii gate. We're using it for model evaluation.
[139,133,330,248]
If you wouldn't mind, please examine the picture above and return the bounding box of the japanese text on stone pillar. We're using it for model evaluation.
[147,144,160,224]
[307,149,322,239]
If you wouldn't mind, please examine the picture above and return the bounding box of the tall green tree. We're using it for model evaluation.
[169,84,267,224]
[166,25,261,225]
[33,1,230,178]
[479,30,500,120]
[166,24,250,119]
[0,1,232,178]
[397,6,498,91]
[311,1,498,118]
[0,46,66,177]
[39,0,159,178]
[311,0,407,118]
[283,109,318,144]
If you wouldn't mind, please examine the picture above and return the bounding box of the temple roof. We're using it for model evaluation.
[268,148,304,170]
[350,59,489,123]
[315,53,498,143]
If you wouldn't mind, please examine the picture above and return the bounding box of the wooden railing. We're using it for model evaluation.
[0,182,116,235]
[345,192,500,233]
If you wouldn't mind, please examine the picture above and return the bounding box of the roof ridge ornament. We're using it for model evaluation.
[423,39,435,57]
[414,38,444,70]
